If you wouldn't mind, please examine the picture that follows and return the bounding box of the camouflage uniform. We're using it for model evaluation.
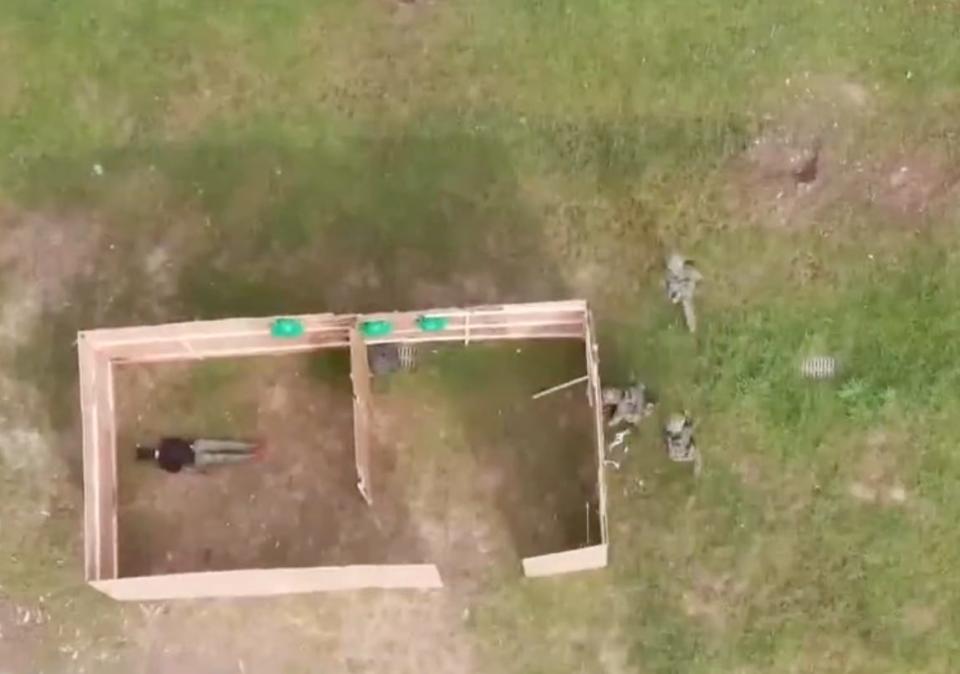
[665,254,703,333]
[664,412,697,463]
[602,384,655,428]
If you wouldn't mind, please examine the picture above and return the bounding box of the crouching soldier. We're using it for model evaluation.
[602,383,655,428]
[664,411,700,473]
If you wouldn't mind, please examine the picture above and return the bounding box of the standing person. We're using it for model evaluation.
[136,437,261,473]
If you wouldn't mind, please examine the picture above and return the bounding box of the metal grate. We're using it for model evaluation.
[800,355,838,379]
[398,343,417,371]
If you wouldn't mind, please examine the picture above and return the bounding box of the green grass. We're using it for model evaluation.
[1,0,959,671]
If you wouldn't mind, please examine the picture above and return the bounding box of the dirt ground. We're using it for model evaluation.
[113,340,600,582]
[369,340,601,583]
[115,352,424,577]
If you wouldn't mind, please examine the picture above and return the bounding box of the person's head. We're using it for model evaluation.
[666,253,688,275]
[135,445,156,461]
[601,388,624,406]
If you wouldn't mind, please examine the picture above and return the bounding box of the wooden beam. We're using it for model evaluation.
[78,335,99,581]
[522,544,608,577]
[349,327,374,505]
[83,313,352,348]
[584,309,609,545]
[94,352,118,580]
[109,337,350,364]
[531,375,589,400]
[92,564,444,600]
[363,326,585,346]
[79,335,118,582]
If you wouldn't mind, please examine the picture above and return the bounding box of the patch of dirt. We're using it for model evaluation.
[0,207,101,539]
[0,205,100,300]
[0,205,101,316]
[680,569,748,632]
[142,244,178,302]
[119,589,479,674]
[370,341,601,583]
[867,150,960,216]
[596,633,632,674]
[0,596,48,672]
[115,354,424,576]
[732,132,960,229]
[332,591,478,674]
[371,393,518,584]
[728,128,841,228]
[847,429,910,506]
[382,0,438,25]
[727,76,960,228]
[901,602,939,635]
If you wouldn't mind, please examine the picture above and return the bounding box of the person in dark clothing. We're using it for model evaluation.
[136,437,260,473]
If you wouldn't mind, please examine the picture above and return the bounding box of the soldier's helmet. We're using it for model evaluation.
[665,413,687,437]
[601,388,624,405]
[666,253,688,275]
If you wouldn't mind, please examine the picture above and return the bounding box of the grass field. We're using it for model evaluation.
[1,0,959,672]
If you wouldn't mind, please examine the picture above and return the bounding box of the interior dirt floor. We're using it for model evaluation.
[115,352,424,577]
[114,340,600,582]
[368,339,601,583]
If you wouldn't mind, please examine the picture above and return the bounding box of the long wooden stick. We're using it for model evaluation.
[531,374,589,400]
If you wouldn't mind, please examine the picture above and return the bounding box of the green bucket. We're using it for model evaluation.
[416,315,449,332]
[361,320,394,338]
[270,317,305,338]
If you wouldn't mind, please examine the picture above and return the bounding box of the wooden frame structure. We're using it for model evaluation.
[78,300,608,600]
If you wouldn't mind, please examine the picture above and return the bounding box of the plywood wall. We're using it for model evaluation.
[93,565,444,601]
[79,335,118,581]
[79,299,607,597]
[584,309,609,546]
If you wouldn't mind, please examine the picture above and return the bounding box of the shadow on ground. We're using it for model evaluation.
[8,125,581,581]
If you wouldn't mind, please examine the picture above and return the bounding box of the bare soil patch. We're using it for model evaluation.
[868,149,960,216]
[727,127,846,228]
[726,76,960,229]
[0,595,53,672]
[730,130,960,229]
[846,428,911,507]
[0,205,100,311]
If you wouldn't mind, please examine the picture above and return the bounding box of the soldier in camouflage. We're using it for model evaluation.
[664,411,699,472]
[602,383,655,428]
[664,253,703,333]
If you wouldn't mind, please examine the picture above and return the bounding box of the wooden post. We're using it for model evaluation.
[349,327,374,505]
